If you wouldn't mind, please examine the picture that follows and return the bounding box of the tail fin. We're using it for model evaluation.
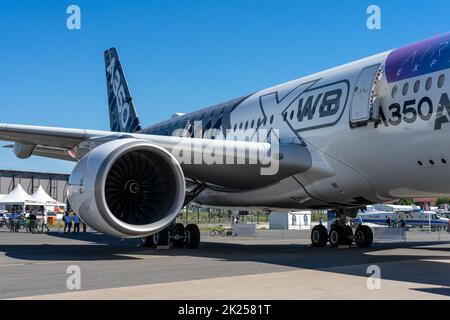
[104,48,142,133]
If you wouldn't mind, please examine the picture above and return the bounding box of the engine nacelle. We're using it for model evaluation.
[68,138,186,238]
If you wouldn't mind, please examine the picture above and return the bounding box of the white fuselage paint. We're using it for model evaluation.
[163,35,450,210]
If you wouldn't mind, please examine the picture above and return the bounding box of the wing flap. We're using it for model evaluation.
[3,144,76,162]
[0,124,112,148]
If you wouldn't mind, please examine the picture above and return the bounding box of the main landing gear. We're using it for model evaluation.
[140,222,201,249]
[311,224,373,248]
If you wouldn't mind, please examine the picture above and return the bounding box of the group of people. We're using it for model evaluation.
[2,209,87,234]
[62,211,86,234]
[4,209,50,233]
[386,216,407,228]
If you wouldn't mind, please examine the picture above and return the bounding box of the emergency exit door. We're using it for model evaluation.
[350,64,381,123]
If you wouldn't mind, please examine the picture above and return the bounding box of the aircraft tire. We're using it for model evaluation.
[172,223,186,247]
[156,228,170,246]
[311,225,328,247]
[185,224,201,249]
[329,225,346,248]
[355,225,373,248]
[140,235,157,248]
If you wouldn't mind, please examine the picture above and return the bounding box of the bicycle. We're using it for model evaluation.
[9,219,25,232]
[209,226,233,237]
[27,220,41,234]
[209,229,226,237]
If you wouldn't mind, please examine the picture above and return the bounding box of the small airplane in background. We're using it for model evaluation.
[356,206,449,230]
[435,204,450,219]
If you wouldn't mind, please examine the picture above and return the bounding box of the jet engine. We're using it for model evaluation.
[68,138,186,238]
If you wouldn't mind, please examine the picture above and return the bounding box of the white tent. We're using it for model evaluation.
[0,195,6,210]
[32,186,60,205]
[31,186,66,213]
[0,184,43,210]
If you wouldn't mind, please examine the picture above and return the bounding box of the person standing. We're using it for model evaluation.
[400,218,406,228]
[64,212,72,234]
[28,211,37,233]
[72,213,80,234]
[386,216,392,228]
[393,218,398,228]
[41,211,50,233]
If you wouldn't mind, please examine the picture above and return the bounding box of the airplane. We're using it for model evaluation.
[355,207,450,229]
[2,33,450,249]
[435,204,450,218]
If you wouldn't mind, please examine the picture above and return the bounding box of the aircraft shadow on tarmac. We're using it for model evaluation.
[0,231,449,292]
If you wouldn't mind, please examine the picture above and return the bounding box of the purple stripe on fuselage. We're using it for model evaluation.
[386,33,450,83]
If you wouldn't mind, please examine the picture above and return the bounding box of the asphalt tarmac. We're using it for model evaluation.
[0,229,449,299]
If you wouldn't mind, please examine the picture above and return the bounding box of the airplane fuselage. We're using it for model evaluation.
[142,33,450,211]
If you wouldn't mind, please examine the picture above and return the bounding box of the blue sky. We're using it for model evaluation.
[1,0,450,173]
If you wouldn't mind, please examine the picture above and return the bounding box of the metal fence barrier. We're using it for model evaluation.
[205,225,450,244]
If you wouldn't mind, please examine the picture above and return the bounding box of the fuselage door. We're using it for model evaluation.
[350,64,381,124]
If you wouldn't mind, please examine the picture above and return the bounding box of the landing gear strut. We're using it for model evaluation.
[140,222,201,249]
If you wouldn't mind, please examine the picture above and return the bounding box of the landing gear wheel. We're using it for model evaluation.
[311,225,328,247]
[172,223,186,247]
[185,224,200,249]
[355,225,373,248]
[155,228,170,246]
[329,225,347,248]
[140,235,157,248]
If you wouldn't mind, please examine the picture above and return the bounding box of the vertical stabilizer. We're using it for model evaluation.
[104,48,141,133]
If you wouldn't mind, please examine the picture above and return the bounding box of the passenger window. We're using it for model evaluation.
[402,83,409,96]
[414,80,420,93]
[438,74,445,88]
[426,77,432,91]
[391,85,398,98]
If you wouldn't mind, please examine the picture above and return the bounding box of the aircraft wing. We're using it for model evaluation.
[0,124,111,147]
[0,123,312,190]
[0,123,272,160]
